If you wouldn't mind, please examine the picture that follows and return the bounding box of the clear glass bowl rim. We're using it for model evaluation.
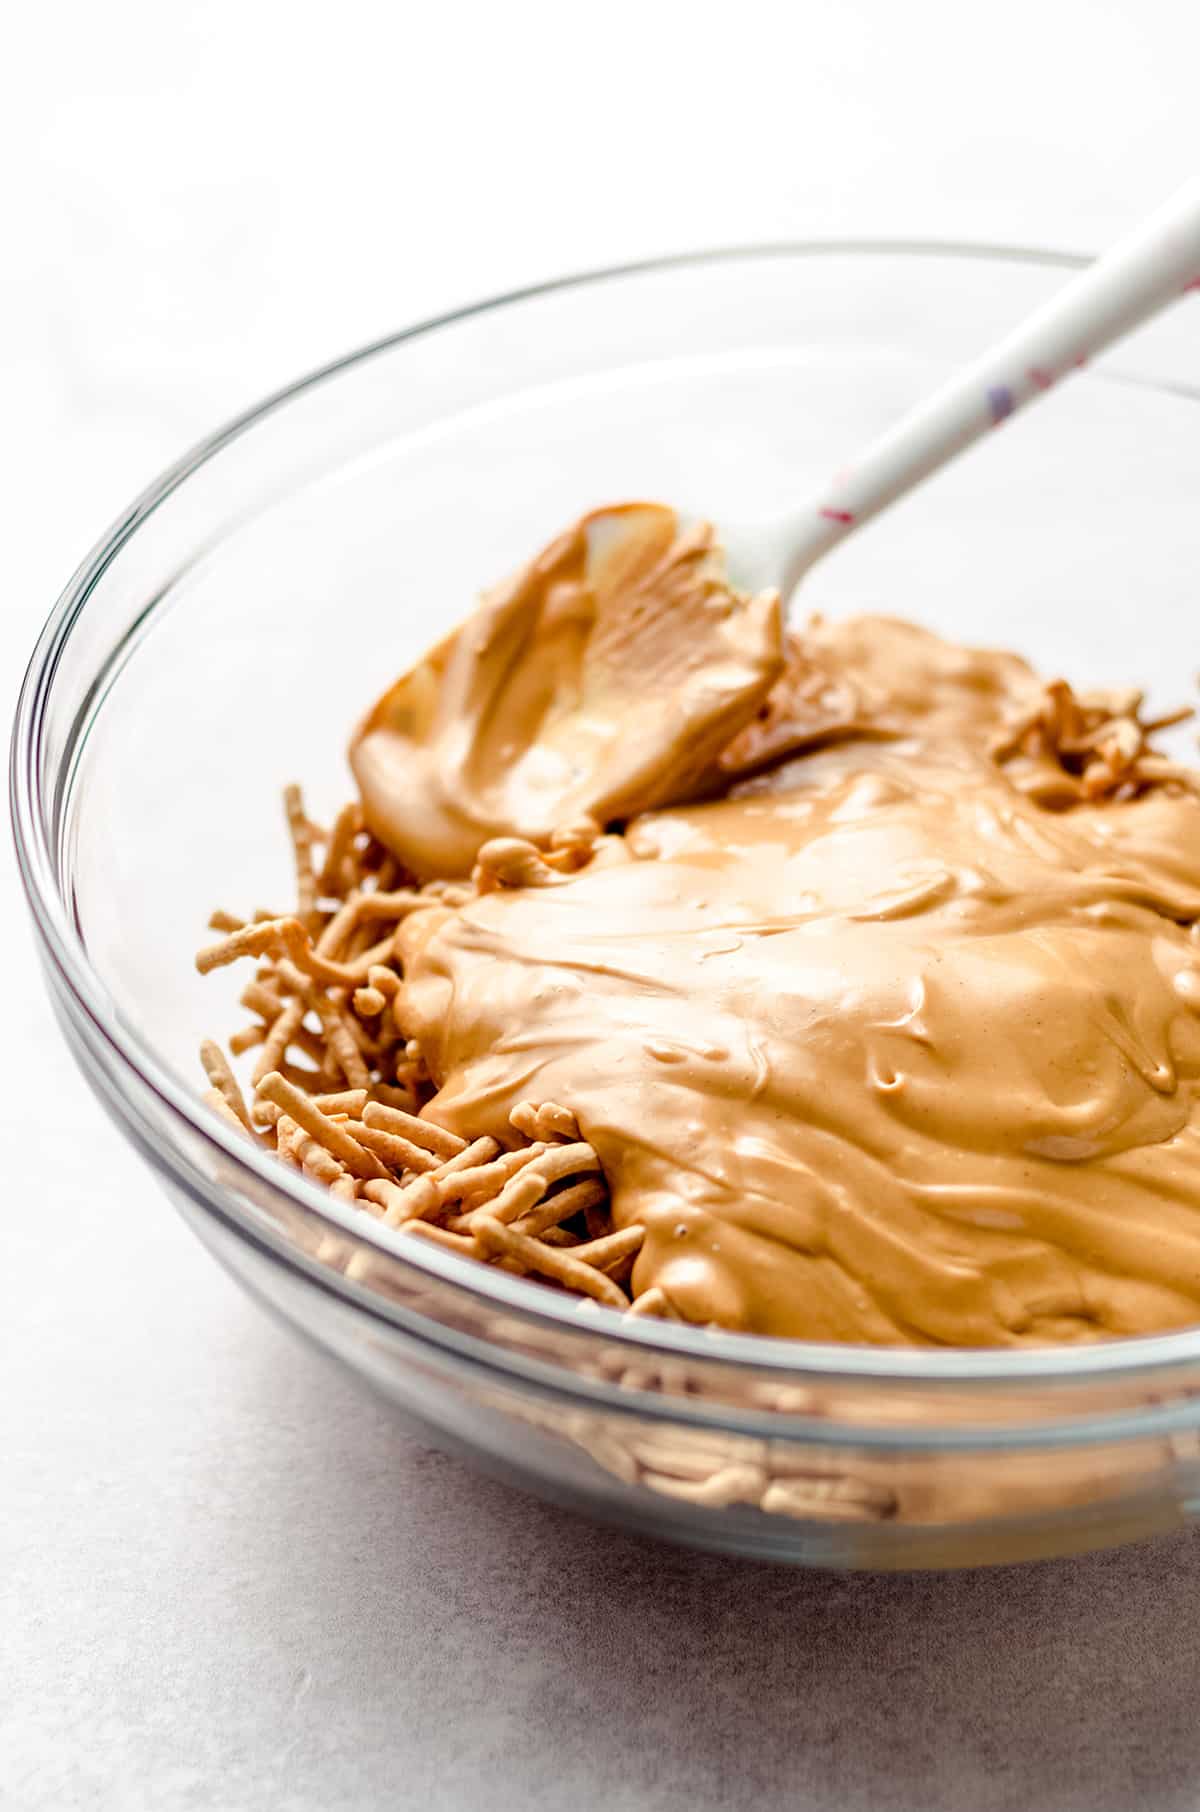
[15,235,1200,1396]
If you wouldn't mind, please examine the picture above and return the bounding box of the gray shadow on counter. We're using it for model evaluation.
[216,1320,1200,1812]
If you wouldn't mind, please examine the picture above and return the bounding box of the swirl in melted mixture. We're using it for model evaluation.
[352,507,1200,1347]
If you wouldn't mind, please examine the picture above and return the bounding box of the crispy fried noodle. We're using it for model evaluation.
[196,792,647,1312]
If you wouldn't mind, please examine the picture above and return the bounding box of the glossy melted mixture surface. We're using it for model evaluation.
[353,507,1200,1345]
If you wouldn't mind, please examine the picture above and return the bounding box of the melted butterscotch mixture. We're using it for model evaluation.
[344,504,1200,1347]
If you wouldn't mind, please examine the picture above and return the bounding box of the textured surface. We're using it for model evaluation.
[6,2,1200,1807]
[7,1197,1200,1812]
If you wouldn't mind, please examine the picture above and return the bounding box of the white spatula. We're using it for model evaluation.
[719,177,1200,606]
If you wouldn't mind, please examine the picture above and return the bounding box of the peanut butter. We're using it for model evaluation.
[363,511,1200,1347]
[351,503,782,880]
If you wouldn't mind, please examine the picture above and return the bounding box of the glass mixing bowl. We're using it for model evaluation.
[15,244,1200,1568]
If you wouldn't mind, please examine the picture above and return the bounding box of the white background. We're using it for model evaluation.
[5,4,1200,1807]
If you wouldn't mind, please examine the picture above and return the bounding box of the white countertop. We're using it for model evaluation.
[6,5,1200,1807]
